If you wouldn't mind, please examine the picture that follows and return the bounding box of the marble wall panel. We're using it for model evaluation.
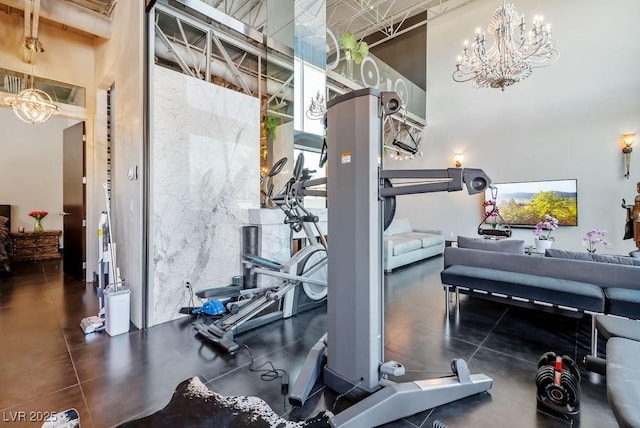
[151,66,259,325]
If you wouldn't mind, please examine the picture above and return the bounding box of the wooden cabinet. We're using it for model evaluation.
[11,230,62,261]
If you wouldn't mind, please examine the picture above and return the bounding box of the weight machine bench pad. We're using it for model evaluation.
[606,338,640,428]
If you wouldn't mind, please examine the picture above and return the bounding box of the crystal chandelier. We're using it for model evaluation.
[5,82,60,124]
[4,36,60,124]
[452,1,559,90]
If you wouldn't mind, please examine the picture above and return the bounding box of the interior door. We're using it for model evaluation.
[63,122,86,281]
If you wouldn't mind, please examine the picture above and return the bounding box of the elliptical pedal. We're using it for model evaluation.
[195,283,243,299]
[194,323,241,356]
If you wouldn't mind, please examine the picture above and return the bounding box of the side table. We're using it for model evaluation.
[11,230,62,261]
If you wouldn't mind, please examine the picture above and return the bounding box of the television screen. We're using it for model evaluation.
[485,179,578,227]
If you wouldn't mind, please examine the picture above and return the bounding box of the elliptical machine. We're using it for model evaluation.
[194,154,328,355]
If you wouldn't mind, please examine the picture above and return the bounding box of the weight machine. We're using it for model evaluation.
[194,154,328,356]
[288,89,493,427]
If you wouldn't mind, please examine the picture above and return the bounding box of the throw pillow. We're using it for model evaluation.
[457,236,525,254]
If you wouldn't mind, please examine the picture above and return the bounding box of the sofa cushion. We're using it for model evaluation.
[545,249,640,266]
[604,288,640,319]
[403,232,443,249]
[441,265,605,312]
[387,236,422,256]
[606,338,640,428]
[457,236,525,254]
[384,217,412,237]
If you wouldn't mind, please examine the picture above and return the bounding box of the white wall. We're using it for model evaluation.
[94,1,145,327]
[0,108,77,235]
[393,0,640,255]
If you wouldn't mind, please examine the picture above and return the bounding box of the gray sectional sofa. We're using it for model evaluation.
[440,237,640,355]
[383,217,444,272]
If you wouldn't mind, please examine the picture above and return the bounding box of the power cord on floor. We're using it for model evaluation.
[243,344,290,392]
[186,281,195,309]
[241,344,293,412]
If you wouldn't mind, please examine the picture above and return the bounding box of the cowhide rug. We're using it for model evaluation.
[119,377,332,428]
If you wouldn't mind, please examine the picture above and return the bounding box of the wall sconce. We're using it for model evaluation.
[622,133,635,179]
[454,153,463,168]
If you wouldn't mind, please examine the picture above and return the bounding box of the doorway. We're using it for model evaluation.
[63,122,86,281]
[0,108,87,280]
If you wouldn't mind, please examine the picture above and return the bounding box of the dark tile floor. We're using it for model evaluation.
[0,257,616,427]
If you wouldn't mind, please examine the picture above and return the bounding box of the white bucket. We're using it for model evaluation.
[105,288,130,336]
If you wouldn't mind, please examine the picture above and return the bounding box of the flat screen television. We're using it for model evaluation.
[484,179,578,227]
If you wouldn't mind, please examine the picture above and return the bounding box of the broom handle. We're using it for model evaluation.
[103,183,120,291]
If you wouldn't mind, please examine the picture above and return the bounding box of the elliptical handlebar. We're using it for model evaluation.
[293,152,305,182]
[263,157,288,208]
[263,153,327,248]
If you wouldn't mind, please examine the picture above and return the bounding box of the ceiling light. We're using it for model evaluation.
[5,81,60,124]
[452,1,559,91]
[5,36,60,124]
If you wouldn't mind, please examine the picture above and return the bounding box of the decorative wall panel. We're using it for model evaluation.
[151,65,260,325]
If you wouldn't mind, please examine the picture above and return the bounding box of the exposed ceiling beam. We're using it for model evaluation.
[23,0,33,63]
[0,0,112,38]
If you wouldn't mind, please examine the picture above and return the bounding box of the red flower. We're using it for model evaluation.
[28,210,48,219]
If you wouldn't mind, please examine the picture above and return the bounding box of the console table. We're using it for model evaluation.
[11,230,62,261]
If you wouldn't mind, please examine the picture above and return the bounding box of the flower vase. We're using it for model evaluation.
[344,50,354,80]
[34,217,43,232]
[535,238,552,254]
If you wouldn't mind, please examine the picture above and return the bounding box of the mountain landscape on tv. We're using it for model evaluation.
[488,180,578,227]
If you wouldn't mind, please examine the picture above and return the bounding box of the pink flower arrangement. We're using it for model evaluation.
[533,214,558,240]
[28,210,48,220]
[584,228,607,253]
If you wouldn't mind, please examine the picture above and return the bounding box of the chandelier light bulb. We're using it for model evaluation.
[452,2,559,90]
